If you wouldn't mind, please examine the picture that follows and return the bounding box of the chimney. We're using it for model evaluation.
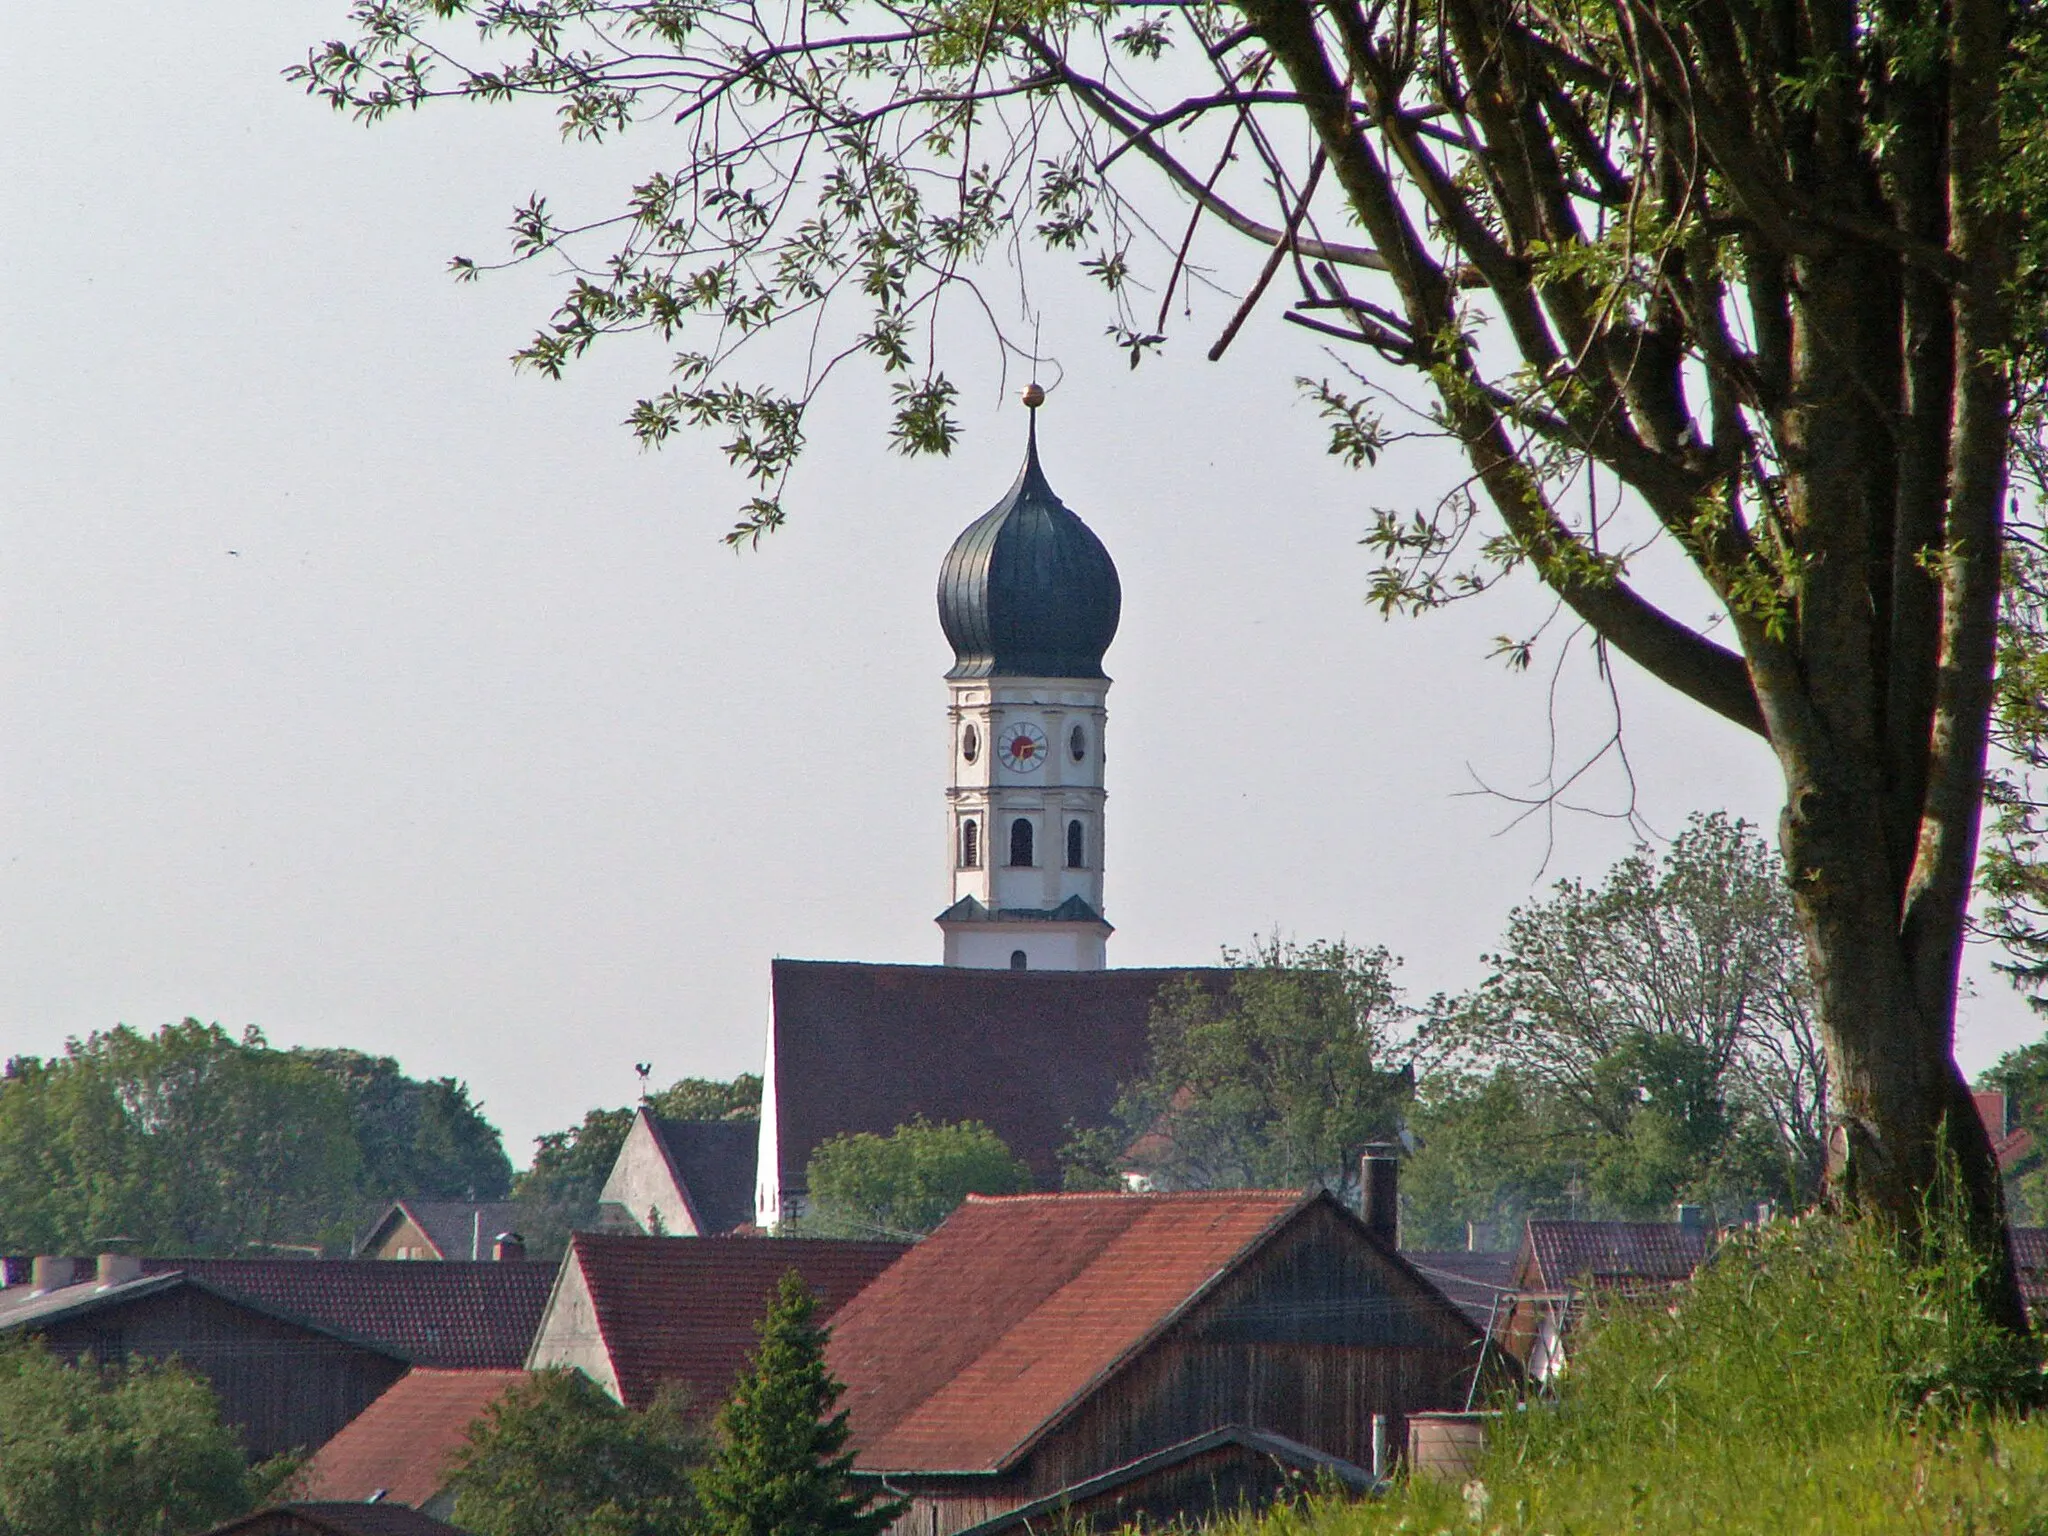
[1676,1203,1706,1232]
[1360,1145,1400,1247]
[96,1253,143,1289]
[31,1256,79,1294]
[492,1232,526,1263]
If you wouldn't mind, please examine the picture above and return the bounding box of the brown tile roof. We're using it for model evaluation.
[140,1258,553,1368]
[362,1201,527,1261]
[650,1118,760,1236]
[202,1504,473,1536]
[1519,1221,1712,1291]
[768,961,1232,1192]
[566,1233,908,1410]
[824,1189,1306,1475]
[298,1368,526,1507]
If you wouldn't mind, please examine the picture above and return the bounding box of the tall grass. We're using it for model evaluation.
[1221,1211,2048,1534]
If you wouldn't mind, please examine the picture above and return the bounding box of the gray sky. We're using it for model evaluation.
[4,1,2038,1165]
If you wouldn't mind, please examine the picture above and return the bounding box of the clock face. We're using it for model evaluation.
[999,723,1049,772]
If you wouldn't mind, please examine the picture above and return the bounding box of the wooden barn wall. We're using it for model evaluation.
[38,1287,407,1460]
[878,1204,1484,1536]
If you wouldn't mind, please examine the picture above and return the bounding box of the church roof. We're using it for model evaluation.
[765,961,1230,1193]
[937,425,1121,680]
[645,1116,759,1236]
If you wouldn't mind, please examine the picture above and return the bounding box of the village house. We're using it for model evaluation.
[525,1231,906,1408]
[296,1367,528,1515]
[823,1185,1486,1536]
[356,1201,527,1262]
[0,1251,551,1459]
[596,1106,759,1236]
[1498,1218,1715,1381]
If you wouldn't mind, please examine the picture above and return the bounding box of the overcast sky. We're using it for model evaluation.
[3,1,2039,1164]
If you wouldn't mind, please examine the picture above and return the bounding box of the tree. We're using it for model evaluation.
[649,1074,762,1122]
[1062,938,1410,1195]
[0,1338,290,1536]
[293,1048,513,1202]
[448,1368,704,1536]
[804,1119,1030,1237]
[298,0,2048,1318]
[1420,814,1830,1211]
[512,1106,637,1257]
[695,1273,905,1536]
[0,1022,364,1255]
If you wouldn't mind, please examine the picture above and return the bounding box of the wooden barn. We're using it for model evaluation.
[0,1263,408,1460]
[823,1188,1487,1536]
[0,1252,552,1460]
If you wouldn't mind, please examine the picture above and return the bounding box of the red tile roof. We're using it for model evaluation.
[1518,1221,1712,1291]
[565,1233,908,1410]
[141,1259,553,1368]
[824,1190,1306,1474]
[767,961,1233,1192]
[298,1368,526,1507]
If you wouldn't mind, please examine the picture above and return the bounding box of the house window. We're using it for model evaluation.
[1066,819,1085,868]
[1010,950,1028,970]
[1009,818,1035,867]
[961,819,980,868]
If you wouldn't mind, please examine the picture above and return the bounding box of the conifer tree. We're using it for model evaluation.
[696,1272,904,1536]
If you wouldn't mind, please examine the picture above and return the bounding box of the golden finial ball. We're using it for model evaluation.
[1021,383,1046,409]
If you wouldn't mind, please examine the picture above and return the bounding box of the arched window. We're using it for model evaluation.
[1066,819,1085,868]
[962,724,980,764]
[1010,949,1028,970]
[960,819,980,868]
[1009,817,1035,867]
[1069,725,1086,762]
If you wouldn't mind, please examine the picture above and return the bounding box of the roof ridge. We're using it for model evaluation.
[962,1188,1302,1205]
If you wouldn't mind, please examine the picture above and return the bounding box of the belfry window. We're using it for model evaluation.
[1070,725,1086,762]
[961,819,980,868]
[962,724,980,764]
[1010,950,1028,970]
[1066,819,1085,869]
[1009,818,1035,867]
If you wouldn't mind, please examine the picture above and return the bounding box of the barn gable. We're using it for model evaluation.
[823,1190,1484,1536]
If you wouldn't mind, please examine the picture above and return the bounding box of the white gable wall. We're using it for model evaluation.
[597,1107,701,1237]
[524,1252,625,1402]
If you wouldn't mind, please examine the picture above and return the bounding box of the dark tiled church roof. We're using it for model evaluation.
[767,960,1231,1193]
[649,1117,759,1236]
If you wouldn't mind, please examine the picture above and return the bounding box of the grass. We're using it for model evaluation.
[1219,1211,2048,1534]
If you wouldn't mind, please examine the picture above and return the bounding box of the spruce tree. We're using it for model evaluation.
[696,1271,905,1536]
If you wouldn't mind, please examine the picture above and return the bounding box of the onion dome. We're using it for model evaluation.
[937,417,1122,680]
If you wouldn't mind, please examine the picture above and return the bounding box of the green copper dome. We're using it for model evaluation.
[937,425,1121,680]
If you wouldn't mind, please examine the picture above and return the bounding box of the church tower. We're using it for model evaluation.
[934,400,1120,970]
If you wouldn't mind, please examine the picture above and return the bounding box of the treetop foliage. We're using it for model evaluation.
[1064,936,1411,1196]
[449,1368,705,1536]
[0,1339,293,1536]
[1404,815,1826,1239]
[0,1022,510,1255]
[803,1118,1030,1237]
[695,1272,905,1536]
